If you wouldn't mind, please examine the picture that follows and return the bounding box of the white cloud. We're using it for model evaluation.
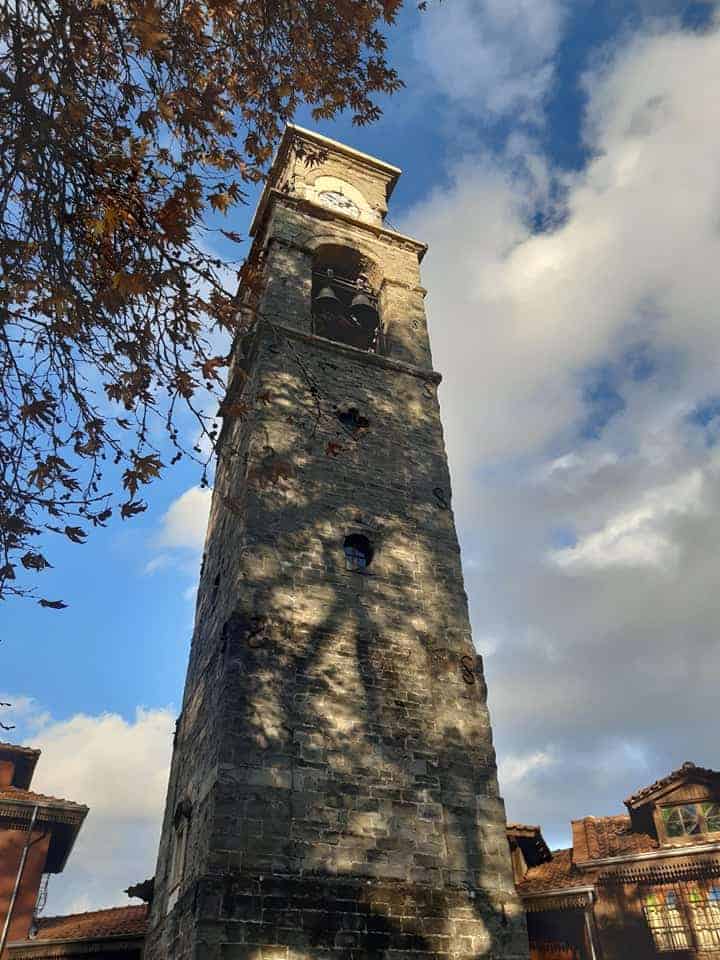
[7,698,174,915]
[156,485,212,551]
[403,22,720,842]
[498,749,557,789]
[413,0,567,120]
[550,467,705,571]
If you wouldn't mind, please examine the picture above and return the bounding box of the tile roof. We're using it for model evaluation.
[0,742,40,755]
[32,905,148,942]
[572,814,658,862]
[0,786,87,812]
[507,823,552,866]
[517,848,583,895]
[625,761,718,808]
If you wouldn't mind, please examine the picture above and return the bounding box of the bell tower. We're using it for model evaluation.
[145,126,528,960]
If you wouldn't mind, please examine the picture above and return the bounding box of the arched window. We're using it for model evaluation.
[344,534,374,571]
[169,798,192,892]
[312,246,381,353]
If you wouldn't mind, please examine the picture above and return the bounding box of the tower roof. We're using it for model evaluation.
[269,124,401,193]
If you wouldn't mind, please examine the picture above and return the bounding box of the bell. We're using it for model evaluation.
[313,285,345,317]
[350,291,378,327]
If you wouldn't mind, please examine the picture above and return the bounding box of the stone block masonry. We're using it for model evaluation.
[145,125,529,960]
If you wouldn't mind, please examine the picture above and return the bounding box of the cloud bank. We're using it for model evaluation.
[405,22,720,844]
[414,0,568,121]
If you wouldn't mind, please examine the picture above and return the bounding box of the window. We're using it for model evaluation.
[169,798,192,891]
[687,885,720,949]
[170,819,188,890]
[661,801,720,838]
[344,534,373,572]
[643,889,692,951]
[643,884,720,952]
[312,270,379,351]
[311,246,381,353]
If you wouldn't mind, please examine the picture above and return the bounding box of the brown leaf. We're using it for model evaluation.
[64,525,88,543]
[209,192,232,213]
[21,552,51,571]
[121,499,148,519]
[220,229,244,243]
[201,355,228,380]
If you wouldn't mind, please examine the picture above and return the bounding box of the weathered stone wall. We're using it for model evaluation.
[145,130,528,960]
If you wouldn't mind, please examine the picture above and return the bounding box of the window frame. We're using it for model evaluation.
[659,800,720,842]
[168,798,192,895]
[343,533,374,573]
[311,269,381,354]
[642,882,720,953]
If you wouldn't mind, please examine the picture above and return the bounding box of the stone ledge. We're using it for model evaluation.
[259,320,442,385]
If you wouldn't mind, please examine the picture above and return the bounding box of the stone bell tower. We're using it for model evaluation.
[145,126,528,960]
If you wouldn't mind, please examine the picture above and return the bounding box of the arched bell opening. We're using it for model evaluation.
[311,245,382,353]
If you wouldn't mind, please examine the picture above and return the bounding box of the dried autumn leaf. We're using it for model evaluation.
[64,525,88,543]
[209,192,232,213]
[121,499,148,519]
[0,0,410,604]
[21,552,51,570]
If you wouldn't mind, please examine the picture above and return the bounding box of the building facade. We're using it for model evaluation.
[513,763,720,959]
[145,125,528,960]
[0,742,87,957]
[0,740,147,960]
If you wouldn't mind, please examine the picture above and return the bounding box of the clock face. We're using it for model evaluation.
[317,190,360,218]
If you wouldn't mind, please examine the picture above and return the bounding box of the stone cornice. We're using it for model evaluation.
[253,190,427,261]
[257,319,441,384]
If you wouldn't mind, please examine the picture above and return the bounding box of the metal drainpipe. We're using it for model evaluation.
[0,804,39,955]
[585,891,602,960]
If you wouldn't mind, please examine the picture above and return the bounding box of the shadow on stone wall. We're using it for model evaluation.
[149,300,527,959]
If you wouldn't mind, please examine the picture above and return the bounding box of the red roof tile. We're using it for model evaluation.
[33,905,148,942]
[517,849,583,895]
[572,814,658,862]
[0,786,87,812]
[625,762,719,808]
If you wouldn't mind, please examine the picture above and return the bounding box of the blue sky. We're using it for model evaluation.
[4,0,720,914]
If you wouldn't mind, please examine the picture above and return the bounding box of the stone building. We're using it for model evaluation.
[145,125,529,959]
[512,762,720,959]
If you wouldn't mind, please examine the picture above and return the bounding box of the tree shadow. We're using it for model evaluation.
[146,316,528,959]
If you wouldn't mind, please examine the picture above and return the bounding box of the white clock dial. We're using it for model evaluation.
[317,190,360,218]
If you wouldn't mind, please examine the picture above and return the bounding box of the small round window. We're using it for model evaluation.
[343,534,374,572]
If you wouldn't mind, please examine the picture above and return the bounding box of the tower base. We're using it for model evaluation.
[145,873,529,960]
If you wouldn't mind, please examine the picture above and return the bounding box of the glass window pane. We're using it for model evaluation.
[702,803,720,833]
[681,804,701,834]
[688,884,720,949]
[644,889,692,952]
[663,807,685,837]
